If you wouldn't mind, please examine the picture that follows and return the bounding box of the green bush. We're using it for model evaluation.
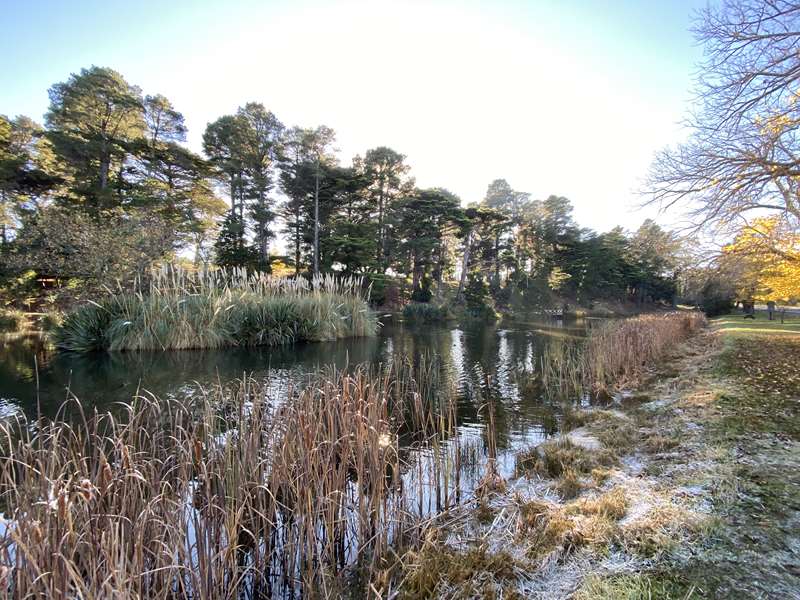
[463,274,496,321]
[410,276,433,303]
[699,280,735,317]
[0,308,26,333]
[403,302,448,323]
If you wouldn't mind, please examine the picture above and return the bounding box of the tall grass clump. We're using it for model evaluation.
[0,362,462,598]
[583,311,706,393]
[54,265,377,352]
[538,311,707,398]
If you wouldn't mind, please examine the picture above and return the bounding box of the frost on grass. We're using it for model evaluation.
[402,420,708,598]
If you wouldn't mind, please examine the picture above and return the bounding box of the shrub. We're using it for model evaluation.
[410,276,433,303]
[0,308,26,333]
[403,302,448,323]
[697,277,736,317]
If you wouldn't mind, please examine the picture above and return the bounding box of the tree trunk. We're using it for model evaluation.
[99,154,110,191]
[457,228,473,298]
[434,242,445,284]
[376,183,385,271]
[294,215,301,276]
[230,174,237,217]
[493,233,501,286]
[314,157,320,276]
[0,190,6,244]
[258,189,269,268]
[412,247,420,291]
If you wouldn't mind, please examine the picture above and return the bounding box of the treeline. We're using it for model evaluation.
[1,66,678,311]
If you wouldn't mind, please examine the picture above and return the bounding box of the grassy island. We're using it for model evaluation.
[54,268,376,352]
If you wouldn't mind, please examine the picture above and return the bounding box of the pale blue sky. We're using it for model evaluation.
[1,0,708,232]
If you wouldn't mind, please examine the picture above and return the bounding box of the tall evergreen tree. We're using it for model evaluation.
[45,67,145,212]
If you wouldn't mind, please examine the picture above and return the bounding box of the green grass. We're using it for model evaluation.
[574,572,700,599]
[676,319,800,597]
[711,313,800,336]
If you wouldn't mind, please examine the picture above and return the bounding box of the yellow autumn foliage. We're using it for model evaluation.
[722,217,800,302]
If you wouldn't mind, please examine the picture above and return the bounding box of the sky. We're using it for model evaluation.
[1,0,708,233]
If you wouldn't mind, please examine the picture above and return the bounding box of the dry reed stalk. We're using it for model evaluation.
[536,312,707,400]
[0,360,462,598]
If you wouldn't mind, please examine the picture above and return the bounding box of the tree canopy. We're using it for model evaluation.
[2,65,687,314]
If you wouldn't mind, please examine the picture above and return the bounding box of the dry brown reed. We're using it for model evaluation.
[0,361,461,599]
[538,311,707,399]
[583,311,707,393]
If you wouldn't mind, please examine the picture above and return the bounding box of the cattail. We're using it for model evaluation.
[193,438,203,464]
[99,454,113,494]
[57,487,70,521]
[78,478,95,502]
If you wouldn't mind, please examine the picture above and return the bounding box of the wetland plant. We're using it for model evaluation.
[0,362,464,598]
[54,265,377,352]
[537,311,707,399]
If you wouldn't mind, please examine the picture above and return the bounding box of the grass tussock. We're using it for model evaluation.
[553,467,583,499]
[400,535,522,600]
[517,485,704,566]
[617,504,704,559]
[644,432,680,453]
[587,411,639,453]
[565,486,628,520]
[55,265,377,352]
[519,488,629,560]
[0,362,459,598]
[516,437,616,479]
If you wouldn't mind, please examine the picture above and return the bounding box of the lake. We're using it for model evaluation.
[0,320,586,432]
[0,318,600,596]
[0,319,588,463]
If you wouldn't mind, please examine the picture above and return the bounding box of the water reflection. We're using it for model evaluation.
[0,320,587,454]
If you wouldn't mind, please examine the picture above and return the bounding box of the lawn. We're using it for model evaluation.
[711,312,800,336]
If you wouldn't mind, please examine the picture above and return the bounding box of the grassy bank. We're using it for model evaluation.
[54,267,376,352]
[402,312,799,598]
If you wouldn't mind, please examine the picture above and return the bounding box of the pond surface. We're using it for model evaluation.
[0,320,589,470]
[0,319,597,594]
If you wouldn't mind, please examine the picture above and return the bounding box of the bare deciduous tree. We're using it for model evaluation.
[646,0,800,258]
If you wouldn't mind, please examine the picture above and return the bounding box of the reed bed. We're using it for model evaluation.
[0,361,465,599]
[583,311,707,392]
[54,266,376,352]
[538,311,707,398]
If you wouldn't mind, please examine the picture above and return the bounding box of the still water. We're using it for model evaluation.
[0,320,586,469]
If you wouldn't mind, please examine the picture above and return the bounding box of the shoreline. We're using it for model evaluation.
[401,321,800,598]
